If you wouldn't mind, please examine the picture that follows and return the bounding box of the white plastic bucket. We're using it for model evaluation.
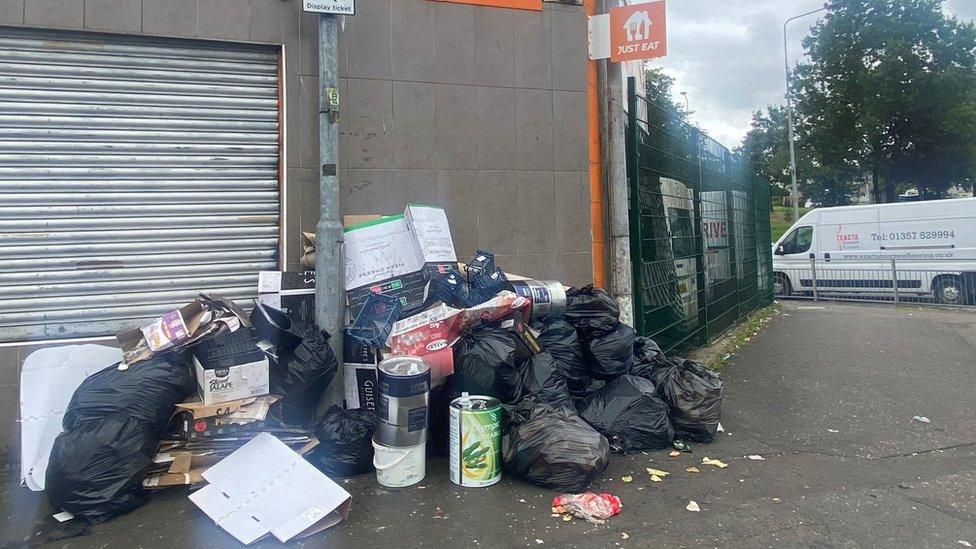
[372,438,426,488]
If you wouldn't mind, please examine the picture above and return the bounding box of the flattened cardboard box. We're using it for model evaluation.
[189,433,352,545]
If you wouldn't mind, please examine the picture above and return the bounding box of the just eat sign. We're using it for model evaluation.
[610,1,667,62]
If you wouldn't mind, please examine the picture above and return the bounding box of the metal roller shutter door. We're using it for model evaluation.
[0,27,281,342]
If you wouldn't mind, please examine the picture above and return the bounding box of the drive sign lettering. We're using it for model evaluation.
[303,0,355,15]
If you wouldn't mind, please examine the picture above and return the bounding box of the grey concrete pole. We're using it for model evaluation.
[315,14,344,400]
[600,0,634,327]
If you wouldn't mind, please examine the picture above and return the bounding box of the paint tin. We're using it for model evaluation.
[372,437,426,488]
[377,356,430,447]
[449,394,502,487]
[509,279,567,320]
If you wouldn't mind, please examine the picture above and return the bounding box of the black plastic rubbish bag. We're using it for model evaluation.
[578,375,674,453]
[647,359,724,443]
[533,319,588,397]
[584,323,635,380]
[451,324,525,403]
[426,378,454,458]
[629,336,668,378]
[503,399,610,492]
[273,325,339,427]
[519,352,573,410]
[564,285,620,338]
[62,354,195,433]
[46,417,157,523]
[306,406,377,477]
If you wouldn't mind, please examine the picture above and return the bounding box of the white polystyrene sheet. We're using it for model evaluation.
[19,344,123,491]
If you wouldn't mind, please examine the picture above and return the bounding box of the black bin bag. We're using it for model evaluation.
[564,285,620,338]
[584,323,635,380]
[306,406,377,477]
[451,324,525,403]
[533,319,588,397]
[273,325,339,427]
[519,352,573,410]
[648,359,724,443]
[47,355,195,523]
[62,353,195,433]
[629,336,669,378]
[578,375,674,453]
[503,398,610,492]
[46,417,157,523]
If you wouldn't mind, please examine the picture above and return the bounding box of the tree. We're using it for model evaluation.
[793,0,976,202]
[644,67,686,121]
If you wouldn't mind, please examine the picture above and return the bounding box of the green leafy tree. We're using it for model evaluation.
[644,67,686,121]
[793,0,976,202]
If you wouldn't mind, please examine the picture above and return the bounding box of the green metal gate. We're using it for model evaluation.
[626,77,773,354]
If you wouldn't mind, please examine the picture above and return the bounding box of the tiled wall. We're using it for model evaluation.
[0,0,591,454]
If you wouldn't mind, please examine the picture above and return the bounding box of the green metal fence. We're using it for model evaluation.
[626,77,774,354]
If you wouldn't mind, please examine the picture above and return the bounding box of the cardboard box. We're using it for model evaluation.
[189,433,352,544]
[257,271,316,324]
[404,204,458,279]
[342,337,377,411]
[343,205,458,318]
[193,355,270,406]
[343,214,430,317]
[176,395,279,441]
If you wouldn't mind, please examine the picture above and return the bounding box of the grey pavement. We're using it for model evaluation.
[2,300,976,547]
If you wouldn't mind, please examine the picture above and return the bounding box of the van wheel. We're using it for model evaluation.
[774,273,792,297]
[933,275,963,305]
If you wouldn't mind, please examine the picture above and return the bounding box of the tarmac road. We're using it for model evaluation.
[2,300,975,547]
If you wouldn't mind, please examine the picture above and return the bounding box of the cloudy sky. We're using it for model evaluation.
[646,0,976,148]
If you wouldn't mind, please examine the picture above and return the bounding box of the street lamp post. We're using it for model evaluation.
[680,91,689,117]
[784,3,843,221]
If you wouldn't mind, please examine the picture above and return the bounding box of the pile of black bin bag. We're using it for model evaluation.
[450,284,725,493]
[45,311,342,524]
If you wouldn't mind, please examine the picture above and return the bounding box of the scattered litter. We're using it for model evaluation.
[912,415,931,423]
[669,450,681,457]
[620,532,630,540]
[535,539,544,544]
[898,483,912,489]
[562,515,572,522]
[550,513,561,518]
[552,492,622,524]
[672,440,693,452]
[701,457,728,469]
[827,429,840,433]
[958,541,972,547]
[52,511,74,523]
[650,475,663,482]
[772,497,781,502]
[519,498,527,503]
[646,467,670,477]
[621,475,633,483]
[685,467,700,474]
[747,455,765,461]
[716,423,724,433]
[685,500,701,512]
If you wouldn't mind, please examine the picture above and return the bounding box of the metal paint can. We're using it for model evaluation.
[449,394,502,487]
[377,356,430,447]
[509,279,567,320]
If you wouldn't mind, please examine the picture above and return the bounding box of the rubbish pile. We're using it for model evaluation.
[21,203,726,542]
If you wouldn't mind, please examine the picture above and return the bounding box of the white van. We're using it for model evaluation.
[772,198,976,305]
